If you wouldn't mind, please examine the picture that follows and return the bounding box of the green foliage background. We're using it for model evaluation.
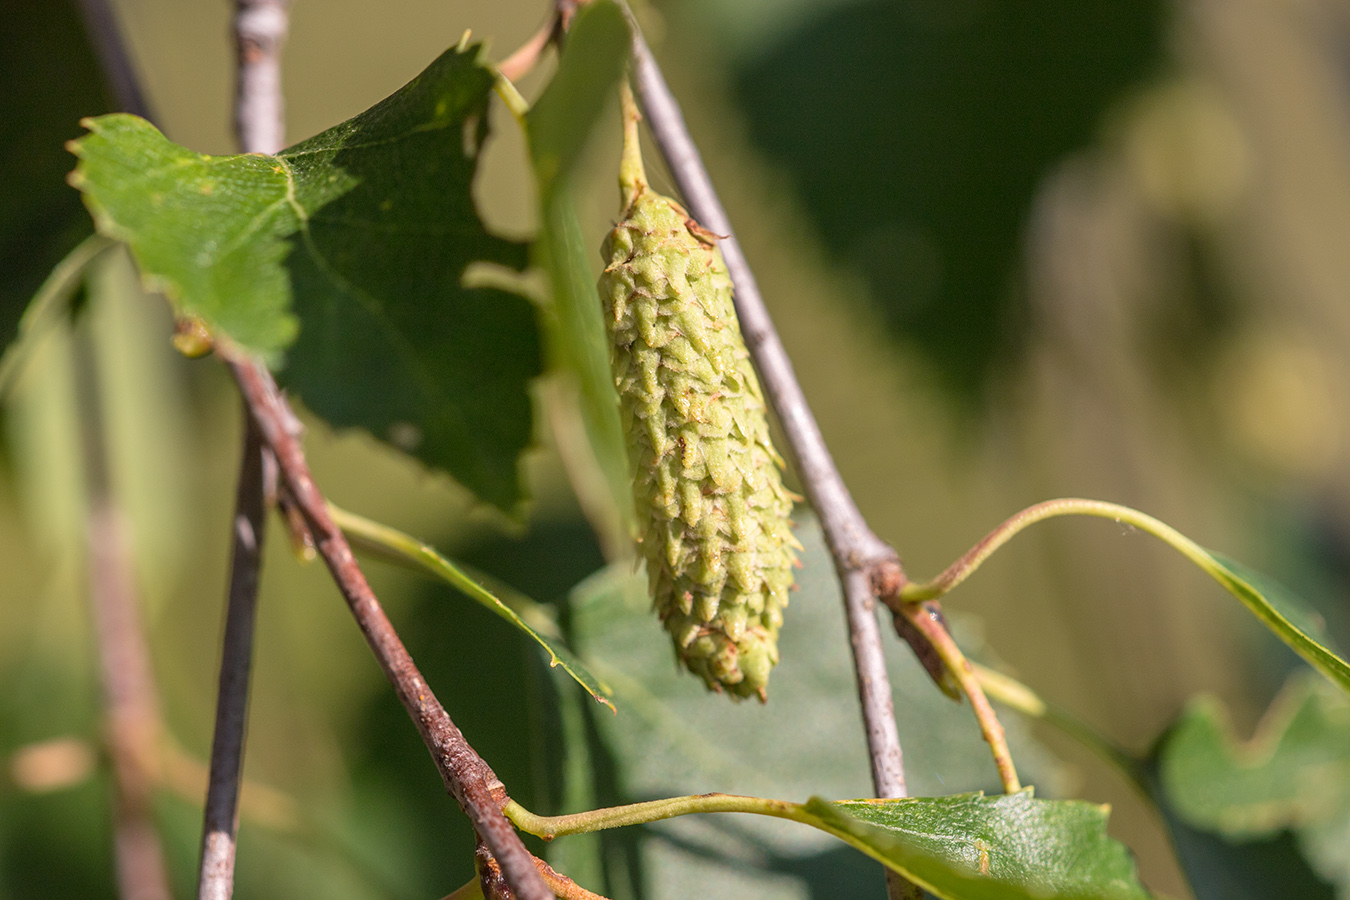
[5,0,1350,898]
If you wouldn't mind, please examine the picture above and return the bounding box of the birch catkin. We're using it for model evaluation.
[598,85,798,700]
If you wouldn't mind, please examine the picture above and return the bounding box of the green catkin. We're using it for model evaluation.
[597,85,799,700]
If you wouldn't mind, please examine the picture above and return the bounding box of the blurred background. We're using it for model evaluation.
[4,0,1350,897]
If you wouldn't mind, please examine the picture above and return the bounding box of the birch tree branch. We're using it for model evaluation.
[76,334,172,900]
[227,359,553,900]
[626,20,909,800]
[232,0,290,155]
[196,6,290,895]
[68,11,168,894]
[626,21,929,899]
[196,415,272,900]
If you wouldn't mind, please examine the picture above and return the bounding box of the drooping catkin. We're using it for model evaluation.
[597,84,798,700]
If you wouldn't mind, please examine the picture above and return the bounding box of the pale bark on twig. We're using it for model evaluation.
[626,21,908,798]
[196,6,290,895]
[233,0,290,155]
[626,21,929,899]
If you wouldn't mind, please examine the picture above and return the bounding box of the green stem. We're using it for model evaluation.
[328,503,615,711]
[901,498,1225,602]
[899,607,1021,793]
[492,72,531,125]
[504,793,804,838]
[328,503,558,627]
[618,79,646,208]
[503,792,931,893]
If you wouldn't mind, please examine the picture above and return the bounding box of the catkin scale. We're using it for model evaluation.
[598,141,799,700]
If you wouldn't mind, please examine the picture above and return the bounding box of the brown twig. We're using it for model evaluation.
[625,21,950,898]
[898,604,1021,793]
[227,358,553,900]
[76,334,173,900]
[86,503,173,900]
[624,6,912,801]
[534,856,613,900]
[196,7,290,896]
[197,414,273,900]
[497,11,558,83]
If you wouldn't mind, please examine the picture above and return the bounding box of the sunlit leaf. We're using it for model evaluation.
[567,513,1069,900]
[977,660,1341,899]
[808,792,1151,900]
[68,43,539,510]
[1202,553,1350,696]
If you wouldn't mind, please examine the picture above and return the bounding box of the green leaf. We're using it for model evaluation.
[567,513,1070,899]
[808,792,1151,900]
[527,0,635,551]
[975,663,1339,899]
[330,504,615,712]
[1158,677,1350,837]
[534,190,635,552]
[1197,552,1350,698]
[68,43,539,510]
[1153,675,1350,893]
[906,500,1350,700]
[573,512,1067,800]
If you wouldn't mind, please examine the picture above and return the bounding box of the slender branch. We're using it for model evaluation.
[74,0,155,120]
[76,332,173,900]
[233,0,290,155]
[70,19,167,898]
[626,23,934,897]
[534,857,613,900]
[626,0,917,789]
[196,8,291,896]
[87,509,174,900]
[226,358,553,900]
[497,11,558,83]
[898,604,1020,793]
[197,413,272,900]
